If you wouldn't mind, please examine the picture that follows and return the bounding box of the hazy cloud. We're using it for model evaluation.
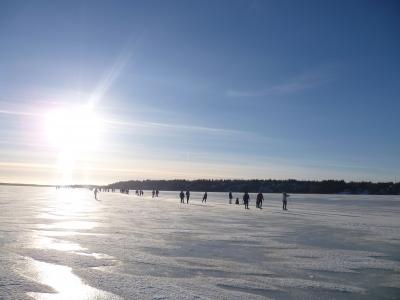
[227,69,333,98]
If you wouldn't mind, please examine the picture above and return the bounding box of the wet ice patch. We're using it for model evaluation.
[25,259,122,300]
[33,235,86,252]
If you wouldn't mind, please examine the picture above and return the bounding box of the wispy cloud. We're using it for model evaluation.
[227,69,333,98]
[106,118,244,136]
[0,104,278,143]
[0,109,41,117]
[0,105,238,137]
[0,161,54,170]
[105,117,281,144]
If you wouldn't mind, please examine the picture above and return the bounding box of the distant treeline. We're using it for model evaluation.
[105,179,400,195]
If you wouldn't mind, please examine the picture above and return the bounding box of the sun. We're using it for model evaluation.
[45,106,103,151]
[44,105,104,182]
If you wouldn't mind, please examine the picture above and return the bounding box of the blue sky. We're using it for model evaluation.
[0,0,399,184]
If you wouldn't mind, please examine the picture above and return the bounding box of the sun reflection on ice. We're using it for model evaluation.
[33,235,86,252]
[52,188,96,215]
[38,220,98,230]
[27,260,121,300]
[32,188,105,254]
[36,188,100,230]
[24,189,121,299]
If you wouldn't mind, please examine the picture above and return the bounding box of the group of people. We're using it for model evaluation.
[93,187,290,210]
[229,192,240,205]
[94,187,114,192]
[93,188,162,198]
[135,190,144,196]
[180,191,290,210]
[179,190,191,203]
[241,191,289,209]
[152,189,160,197]
[241,191,263,209]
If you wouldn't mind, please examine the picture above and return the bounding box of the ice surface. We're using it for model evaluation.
[0,186,399,299]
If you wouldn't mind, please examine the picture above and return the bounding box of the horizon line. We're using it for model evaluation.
[1,177,399,187]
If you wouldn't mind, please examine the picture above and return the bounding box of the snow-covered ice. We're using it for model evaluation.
[0,186,399,299]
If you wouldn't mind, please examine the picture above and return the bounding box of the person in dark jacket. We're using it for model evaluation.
[186,190,190,204]
[202,192,208,203]
[243,192,250,209]
[229,191,233,204]
[256,192,264,209]
[282,192,289,210]
[179,191,185,203]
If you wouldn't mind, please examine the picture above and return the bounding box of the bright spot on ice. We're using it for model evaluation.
[27,260,121,300]
[33,235,85,252]
[37,189,98,230]
[32,189,98,253]
[38,220,98,230]
[75,251,116,260]
[38,221,97,230]
[36,189,99,231]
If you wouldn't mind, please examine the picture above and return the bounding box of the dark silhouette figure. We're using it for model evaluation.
[186,190,190,204]
[283,192,289,210]
[202,192,208,203]
[235,197,239,205]
[156,190,159,197]
[152,190,155,198]
[94,188,98,200]
[179,191,185,203]
[256,192,264,209]
[229,191,233,204]
[243,192,250,209]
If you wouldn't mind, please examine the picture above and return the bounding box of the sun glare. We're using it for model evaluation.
[45,106,103,151]
[44,106,104,183]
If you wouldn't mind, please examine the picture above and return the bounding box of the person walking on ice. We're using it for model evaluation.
[179,191,185,203]
[186,190,190,204]
[256,192,264,209]
[243,192,250,209]
[202,192,208,203]
[282,192,289,210]
[94,188,99,200]
[229,191,233,204]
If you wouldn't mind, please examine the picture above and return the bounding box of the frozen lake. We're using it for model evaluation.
[0,186,399,299]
